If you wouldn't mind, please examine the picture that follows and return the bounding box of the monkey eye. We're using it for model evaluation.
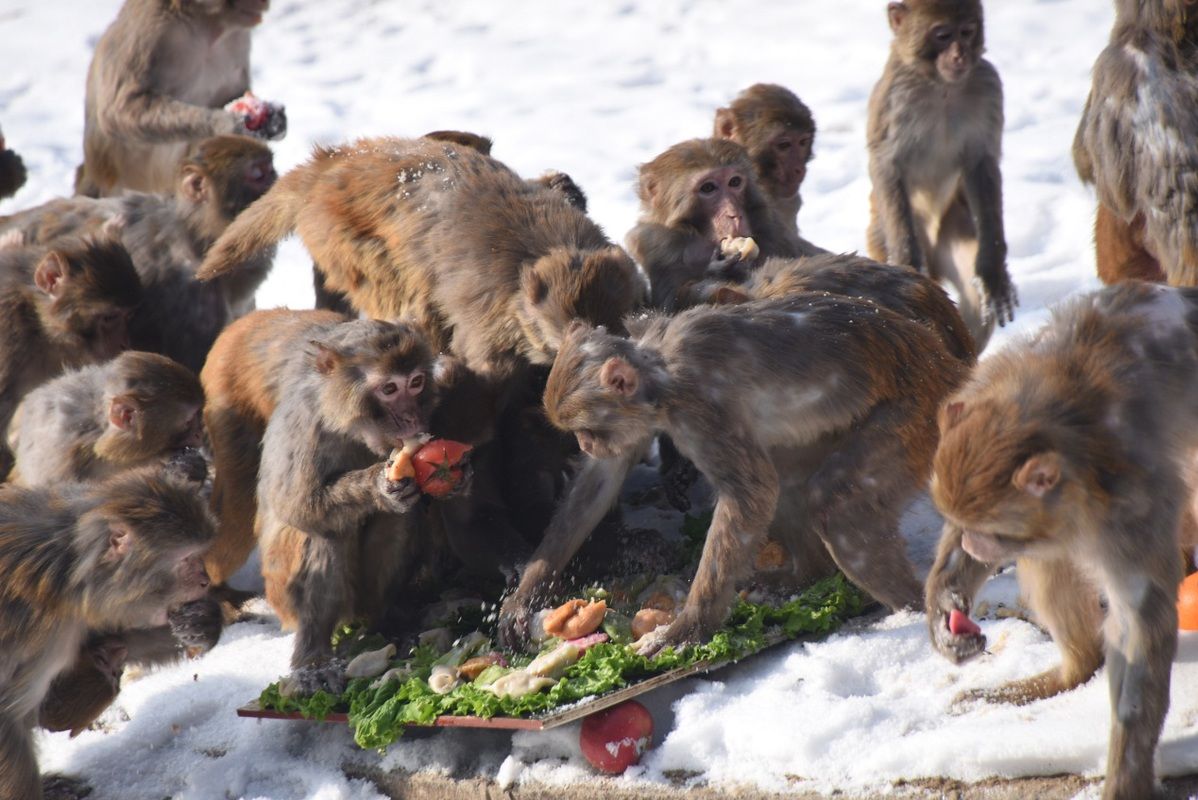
[408,374,425,392]
[699,181,718,194]
[775,140,792,151]
[933,26,953,44]
[728,175,743,189]
[380,381,399,396]
[799,136,813,149]
[960,24,977,40]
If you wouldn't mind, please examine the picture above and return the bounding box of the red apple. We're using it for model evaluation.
[580,700,653,774]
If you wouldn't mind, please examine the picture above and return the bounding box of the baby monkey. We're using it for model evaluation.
[927,282,1198,800]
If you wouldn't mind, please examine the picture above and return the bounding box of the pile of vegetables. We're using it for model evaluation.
[259,573,868,750]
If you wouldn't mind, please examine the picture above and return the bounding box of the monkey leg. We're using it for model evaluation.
[865,192,887,263]
[286,535,353,670]
[0,713,40,800]
[204,406,265,587]
[966,556,1104,706]
[804,408,924,612]
[932,201,993,352]
[312,263,355,315]
[1094,204,1164,285]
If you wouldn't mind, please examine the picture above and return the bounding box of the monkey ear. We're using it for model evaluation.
[942,401,966,430]
[599,357,639,397]
[108,395,140,432]
[310,341,343,375]
[33,250,69,298]
[522,268,549,305]
[887,1,908,32]
[104,523,133,563]
[714,107,738,140]
[712,286,751,305]
[179,166,208,204]
[1012,452,1063,498]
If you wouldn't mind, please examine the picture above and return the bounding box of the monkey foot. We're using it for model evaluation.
[42,774,93,800]
[279,658,348,698]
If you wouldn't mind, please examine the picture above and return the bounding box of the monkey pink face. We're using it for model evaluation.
[372,370,429,446]
[766,131,813,199]
[694,166,751,241]
[930,20,980,83]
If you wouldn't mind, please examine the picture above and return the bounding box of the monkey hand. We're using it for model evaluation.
[974,273,1018,328]
[376,468,421,513]
[496,592,535,651]
[632,606,712,659]
[927,598,986,664]
[706,237,759,281]
[168,598,222,652]
[41,775,93,800]
[225,93,287,141]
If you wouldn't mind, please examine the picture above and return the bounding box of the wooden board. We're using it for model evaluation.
[237,629,806,731]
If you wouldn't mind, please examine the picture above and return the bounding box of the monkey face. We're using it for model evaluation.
[927,19,981,83]
[691,166,752,241]
[755,130,813,201]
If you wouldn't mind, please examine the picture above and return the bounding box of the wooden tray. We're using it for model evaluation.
[238,630,800,731]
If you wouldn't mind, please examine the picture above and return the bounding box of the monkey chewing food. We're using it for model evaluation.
[386,437,472,497]
[719,236,759,263]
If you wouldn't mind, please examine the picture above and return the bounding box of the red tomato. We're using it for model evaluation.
[579,700,653,774]
[412,439,472,497]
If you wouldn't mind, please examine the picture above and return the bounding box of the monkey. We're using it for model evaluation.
[0,238,142,480]
[866,0,1016,352]
[249,313,467,686]
[706,253,977,364]
[1,136,277,372]
[925,282,1198,800]
[625,138,817,312]
[0,469,214,800]
[8,351,205,487]
[197,136,641,380]
[1073,1,1198,287]
[714,83,816,240]
[0,124,26,201]
[497,292,970,655]
[76,0,283,198]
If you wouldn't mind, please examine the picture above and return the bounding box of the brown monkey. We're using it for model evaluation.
[714,83,816,239]
[196,136,643,382]
[251,314,464,686]
[1073,1,1198,286]
[0,238,142,479]
[2,136,277,372]
[77,0,283,198]
[0,470,214,800]
[926,282,1198,800]
[626,138,815,312]
[0,125,26,201]
[9,351,205,487]
[498,293,969,654]
[867,0,1016,351]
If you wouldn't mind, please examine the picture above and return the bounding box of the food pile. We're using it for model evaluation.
[258,573,868,750]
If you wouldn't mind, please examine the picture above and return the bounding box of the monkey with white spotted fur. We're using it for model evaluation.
[927,281,1198,800]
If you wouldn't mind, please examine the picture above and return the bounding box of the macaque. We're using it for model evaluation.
[9,351,205,487]
[926,282,1198,800]
[0,470,214,800]
[197,136,642,380]
[1,136,277,371]
[0,124,26,200]
[714,83,816,239]
[0,238,142,478]
[1073,1,1198,286]
[76,0,284,198]
[210,312,459,683]
[709,253,977,364]
[498,293,969,654]
[626,138,815,312]
[867,0,1016,351]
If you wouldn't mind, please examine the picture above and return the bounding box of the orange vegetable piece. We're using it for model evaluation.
[632,608,674,640]
[543,599,607,640]
[1178,572,1198,631]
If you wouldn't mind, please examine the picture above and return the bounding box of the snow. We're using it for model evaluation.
[2,0,1196,798]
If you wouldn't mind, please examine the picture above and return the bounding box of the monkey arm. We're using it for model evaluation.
[1072,93,1096,185]
[100,82,242,144]
[924,523,994,664]
[962,156,1016,325]
[496,445,644,649]
[627,223,716,310]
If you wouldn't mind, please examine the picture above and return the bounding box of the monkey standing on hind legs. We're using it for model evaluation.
[866,0,1017,351]
[0,470,215,800]
[1073,0,1198,286]
[925,282,1198,800]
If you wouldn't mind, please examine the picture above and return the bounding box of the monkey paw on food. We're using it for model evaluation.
[496,593,536,651]
[279,658,348,698]
[168,598,223,652]
[631,607,711,659]
[224,92,287,141]
[375,468,422,514]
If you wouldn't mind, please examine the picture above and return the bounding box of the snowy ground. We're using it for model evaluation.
[3,0,1198,798]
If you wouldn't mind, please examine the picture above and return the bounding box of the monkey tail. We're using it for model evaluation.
[196,168,310,282]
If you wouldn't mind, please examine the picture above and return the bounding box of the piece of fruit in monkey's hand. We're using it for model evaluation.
[224,91,287,140]
[386,437,472,497]
[718,236,759,263]
[1178,572,1198,631]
